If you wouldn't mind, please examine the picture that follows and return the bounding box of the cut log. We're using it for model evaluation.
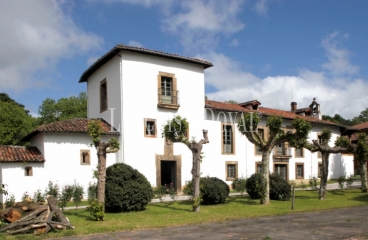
[47,221,74,229]
[21,206,28,211]
[0,218,44,232]
[47,196,69,229]
[19,206,47,222]
[14,201,44,211]
[4,209,22,223]
[45,211,54,233]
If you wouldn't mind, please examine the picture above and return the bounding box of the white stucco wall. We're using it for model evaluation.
[1,133,117,202]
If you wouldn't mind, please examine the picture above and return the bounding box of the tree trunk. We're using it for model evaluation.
[260,150,270,204]
[319,152,330,200]
[191,148,202,212]
[97,145,108,209]
[359,161,368,192]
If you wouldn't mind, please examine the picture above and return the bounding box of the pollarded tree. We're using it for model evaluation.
[87,119,120,211]
[237,113,311,204]
[354,133,368,192]
[304,129,355,199]
[162,116,209,212]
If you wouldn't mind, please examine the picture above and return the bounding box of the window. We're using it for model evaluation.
[295,148,304,158]
[100,79,107,112]
[144,118,156,137]
[226,161,238,180]
[295,163,304,179]
[274,164,288,181]
[25,166,33,176]
[275,143,284,155]
[157,72,179,109]
[80,150,91,165]
[222,123,234,154]
[318,163,323,177]
[255,162,262,173]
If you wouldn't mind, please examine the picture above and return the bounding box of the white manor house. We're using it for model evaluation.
[0,45,355,202]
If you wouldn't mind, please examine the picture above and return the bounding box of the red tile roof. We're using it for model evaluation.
[205,100,343,127]
[351,122,368,130]
[79,44,213,83]
[22,118,119,142]
[0,145,45,163]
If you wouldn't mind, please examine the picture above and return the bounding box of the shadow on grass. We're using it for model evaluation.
[151,201,193,212]
[64,209,91,221]
[350,194,368,203]
[329,190,345,196]
[226,196,261,205]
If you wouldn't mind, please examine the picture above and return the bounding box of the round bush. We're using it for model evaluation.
[269,173,291,201]
[245,173,264,199]
[183,177,229,205]
[105,163,153,212]
[246,172,291,201]
[231,177,247,194]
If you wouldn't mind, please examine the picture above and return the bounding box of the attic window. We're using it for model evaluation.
[25,166,33,176]
[252,104,258,110]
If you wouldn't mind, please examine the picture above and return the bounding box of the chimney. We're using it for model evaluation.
[291,102,297,112]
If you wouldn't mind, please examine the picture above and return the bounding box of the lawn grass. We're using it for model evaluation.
[2,189,368,239]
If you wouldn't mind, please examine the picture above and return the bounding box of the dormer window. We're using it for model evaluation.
[239,100,261,110]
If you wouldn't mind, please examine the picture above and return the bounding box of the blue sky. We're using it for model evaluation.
[1,0,367,119]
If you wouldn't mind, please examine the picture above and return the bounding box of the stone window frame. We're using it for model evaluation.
[144,118,157,138]
[255,162,262,173]
[295,162,304,179]
[80,150,91,165]
[221,122,236,155]
[157,71,179,110]
[295,147,304,158]
[25,166,33,176]
[225,161,238,181]
[100,78,108,113]
[273,161,289,181]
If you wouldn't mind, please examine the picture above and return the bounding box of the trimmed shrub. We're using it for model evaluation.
[246,173,264,199]
[184,177,229,205]
[269,173,291,201]
[105,163,153,212]
[231,177,247,196]
[246,173,291,201]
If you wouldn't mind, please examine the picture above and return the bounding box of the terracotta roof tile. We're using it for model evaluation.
[0,145,45,163]
[205,100,343,127]
[22,118,119,142]
[351,122,368,130]
[79,44,213,83]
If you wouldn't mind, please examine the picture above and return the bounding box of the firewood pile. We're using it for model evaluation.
[0,196,74,235]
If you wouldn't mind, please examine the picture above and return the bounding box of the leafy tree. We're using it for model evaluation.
[237,113,311,204]
[322,114,353,126]
[87,119,119,212]
[225,100,238,104]
[38,92,87,125]
[162,116,209,212]
[0,100,35,145]
[352,108,368,125]
[354,133,368,192]
[303,129,354,199]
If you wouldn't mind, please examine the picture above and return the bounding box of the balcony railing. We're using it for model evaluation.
[158,89,180,109]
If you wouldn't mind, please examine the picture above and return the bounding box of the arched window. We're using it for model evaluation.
[80,150,90,165]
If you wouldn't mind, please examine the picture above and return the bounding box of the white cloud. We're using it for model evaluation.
[321,32,359,76]
[87,56,100,66]
[162,0,245,52]
[0,0,103,91]
[204,32,368,119]
[253,0,269,15]
[128,40,144,48]
[229,39,239,47]
[93,0,167,7]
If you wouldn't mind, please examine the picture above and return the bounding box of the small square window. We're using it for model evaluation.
[144,118,156,137]
[25,166,33,176]
[80,150,91,165]
[295,163,304,179]
[226,161,238,181]
[295,148,304,158]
